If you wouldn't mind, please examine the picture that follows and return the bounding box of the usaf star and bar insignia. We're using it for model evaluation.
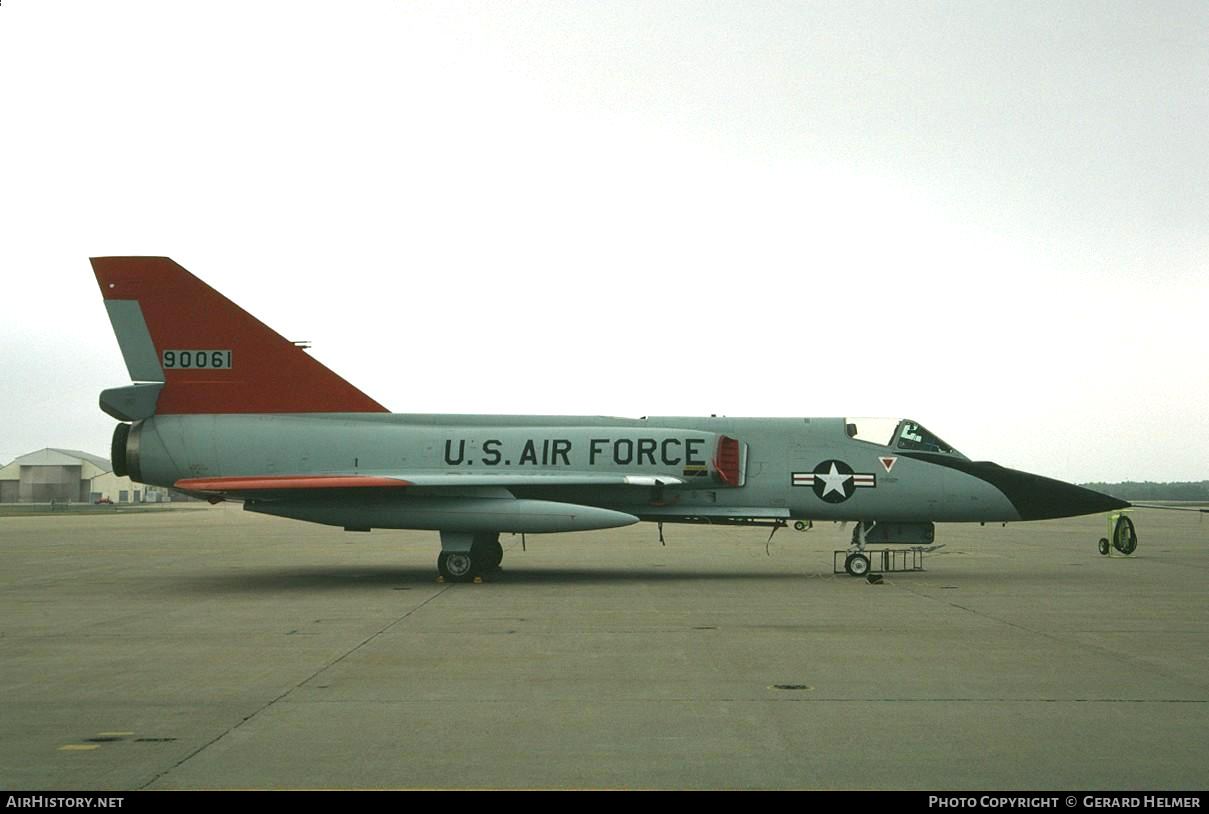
[792,459,877,503]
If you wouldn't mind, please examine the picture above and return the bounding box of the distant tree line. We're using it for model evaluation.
[1079,481,1209,501]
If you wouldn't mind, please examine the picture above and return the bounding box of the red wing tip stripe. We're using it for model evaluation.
[175,475,413,491]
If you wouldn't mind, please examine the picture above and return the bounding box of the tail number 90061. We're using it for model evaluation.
[162,350,233,369]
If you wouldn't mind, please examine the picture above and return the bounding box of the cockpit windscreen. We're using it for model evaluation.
[845,417,962,457]
[844,418,900,446]
[895,420,959,455]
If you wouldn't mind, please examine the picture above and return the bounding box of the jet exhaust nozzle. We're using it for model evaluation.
[110,422,142,482]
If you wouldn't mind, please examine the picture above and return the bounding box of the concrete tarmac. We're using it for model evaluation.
[1,504,1206,790]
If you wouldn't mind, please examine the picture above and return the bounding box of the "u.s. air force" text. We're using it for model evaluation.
[443,438,708,467]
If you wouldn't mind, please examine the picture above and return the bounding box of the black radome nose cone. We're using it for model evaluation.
[968,463,1130,521]
[895,452,1131,521]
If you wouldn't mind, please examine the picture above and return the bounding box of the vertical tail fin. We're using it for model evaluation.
[92,257,388,416]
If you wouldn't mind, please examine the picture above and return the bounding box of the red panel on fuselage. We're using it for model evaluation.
[714,435,742,486]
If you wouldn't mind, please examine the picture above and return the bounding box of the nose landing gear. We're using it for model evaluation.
[843,521,873,577]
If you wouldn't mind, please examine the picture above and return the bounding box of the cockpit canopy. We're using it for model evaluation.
[845,417,964,458]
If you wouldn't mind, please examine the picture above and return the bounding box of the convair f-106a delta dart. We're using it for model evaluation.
[92,257,1132,581]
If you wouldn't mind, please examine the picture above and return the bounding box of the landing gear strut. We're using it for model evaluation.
[844,521,874,577]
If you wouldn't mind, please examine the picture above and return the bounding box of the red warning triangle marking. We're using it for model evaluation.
[879,457,897,473]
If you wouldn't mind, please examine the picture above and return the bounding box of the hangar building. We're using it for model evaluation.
[0,448,167,504]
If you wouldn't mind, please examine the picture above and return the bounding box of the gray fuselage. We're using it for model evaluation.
[121,413,1122,528]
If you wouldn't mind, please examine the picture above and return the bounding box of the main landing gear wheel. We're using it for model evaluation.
[472,536,504,572]
[438,532,503,582]
[438,551,476,583]
[1098,538,1110,556]
[1112,515,1137,555]
[844,553,871,577]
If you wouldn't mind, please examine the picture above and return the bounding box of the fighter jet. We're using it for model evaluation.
[92,257,1130,580]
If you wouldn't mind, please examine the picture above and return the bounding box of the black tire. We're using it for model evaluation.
[440,551,476,582]
[1112,515,1137,555]
[844,553,871,577]
[471,534,503,571]
[794,520,807,532]
[1098,538,1110,556]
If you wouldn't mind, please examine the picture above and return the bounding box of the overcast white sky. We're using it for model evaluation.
[1,1,1206,482]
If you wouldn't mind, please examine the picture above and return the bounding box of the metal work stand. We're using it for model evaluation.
[834,547,926,576]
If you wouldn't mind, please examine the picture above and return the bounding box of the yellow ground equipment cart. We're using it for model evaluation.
[1098,510,1136,557]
